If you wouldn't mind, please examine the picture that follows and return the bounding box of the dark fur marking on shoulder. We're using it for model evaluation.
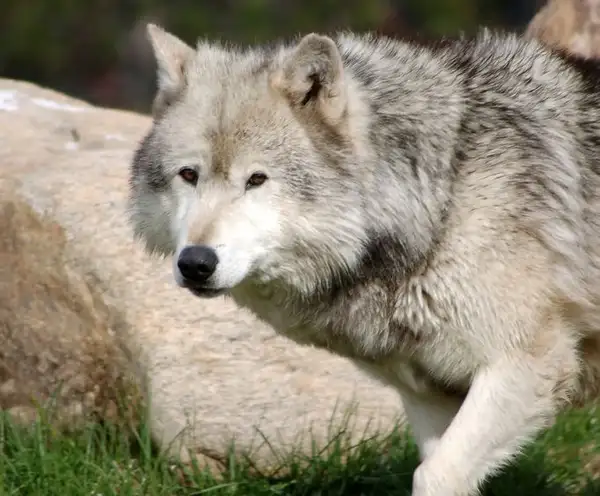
[326,232,415,304]
[360,233,415,281]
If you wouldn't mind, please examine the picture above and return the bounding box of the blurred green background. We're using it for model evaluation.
[0,0,546,113]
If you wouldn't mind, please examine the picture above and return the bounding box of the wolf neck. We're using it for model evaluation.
[231,230,429,360]
[233,35,464,358]
[323,34,464,282]
[338,32,463,253]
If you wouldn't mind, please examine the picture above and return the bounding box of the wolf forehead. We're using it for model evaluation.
[142,60,291,159]
[132,30,358,192]
[132,109,317,198]
[132,90,303,195]
[133,106,291,185]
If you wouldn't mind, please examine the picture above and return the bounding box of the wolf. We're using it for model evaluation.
[128,23,600,495]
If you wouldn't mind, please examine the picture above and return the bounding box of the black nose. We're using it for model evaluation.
[177,245,219,283]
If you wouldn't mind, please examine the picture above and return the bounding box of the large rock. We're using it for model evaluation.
[0,189,141,432]
[526,0,600,58]
[0,79,405,470]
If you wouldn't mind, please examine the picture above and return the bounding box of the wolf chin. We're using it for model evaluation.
[128,23,600,496]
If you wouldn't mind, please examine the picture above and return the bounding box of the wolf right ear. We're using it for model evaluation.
[271,33,347,126]
[146,23,195,116]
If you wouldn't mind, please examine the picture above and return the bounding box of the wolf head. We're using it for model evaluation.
[129,25,453,300]
[128,24,377,298]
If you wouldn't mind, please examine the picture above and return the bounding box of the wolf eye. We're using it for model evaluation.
[178,167,198,185]
[246,172,268,189]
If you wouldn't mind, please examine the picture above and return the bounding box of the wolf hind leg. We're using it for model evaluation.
[411,343,578,496]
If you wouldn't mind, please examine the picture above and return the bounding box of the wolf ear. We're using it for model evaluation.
[271,33,347,125]
[146,23,195,115]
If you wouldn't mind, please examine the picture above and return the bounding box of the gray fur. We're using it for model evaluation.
[129,25,600,496]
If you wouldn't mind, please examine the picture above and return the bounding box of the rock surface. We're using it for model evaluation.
[0,189,141,432]
[526,0,600,58]
[0,78,405,470]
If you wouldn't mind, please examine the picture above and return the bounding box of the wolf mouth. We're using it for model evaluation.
[184,285,226,299]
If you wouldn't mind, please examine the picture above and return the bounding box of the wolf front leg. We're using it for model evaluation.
[410,348,578,496]
[400,389,463,460]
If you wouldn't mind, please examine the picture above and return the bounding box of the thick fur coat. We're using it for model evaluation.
[129,25,600,495]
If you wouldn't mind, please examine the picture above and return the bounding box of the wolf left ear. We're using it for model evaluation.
[146,23,195,116]
[271,33,347,126]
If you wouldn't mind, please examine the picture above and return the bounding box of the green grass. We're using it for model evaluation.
[0,405,600,495]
